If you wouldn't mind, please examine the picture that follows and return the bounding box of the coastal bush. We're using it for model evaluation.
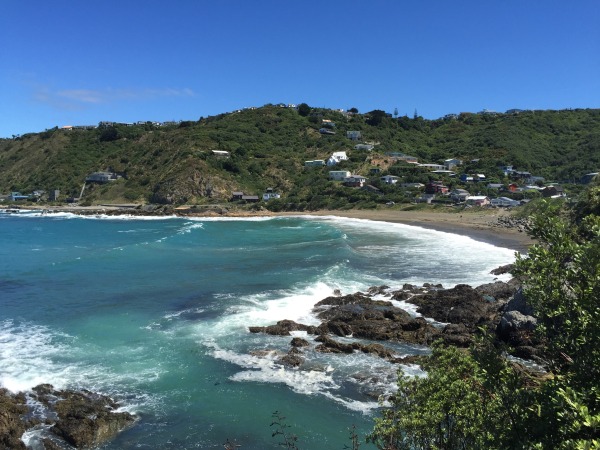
[369,190,600,449]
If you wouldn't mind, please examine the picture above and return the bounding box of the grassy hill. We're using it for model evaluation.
[0,106,598,210]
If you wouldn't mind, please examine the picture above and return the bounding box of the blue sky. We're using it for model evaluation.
[1,1,599,137]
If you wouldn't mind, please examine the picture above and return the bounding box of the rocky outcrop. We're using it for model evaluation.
[314,293,440,345]
[248,280,544,364]
[0,389,28,449]
[248,319,318,336]
[0,384,135,449]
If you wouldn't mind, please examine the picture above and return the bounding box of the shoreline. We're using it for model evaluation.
[298,209,535,254]
[17,205,535,253]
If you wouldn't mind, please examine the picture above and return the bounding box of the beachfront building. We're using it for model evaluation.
[262,188,281,201]
[466,196,490,206]
[491,197,520,207]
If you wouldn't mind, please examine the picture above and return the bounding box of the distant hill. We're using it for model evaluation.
[0,106,598,209]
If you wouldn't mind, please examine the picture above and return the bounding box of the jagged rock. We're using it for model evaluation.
[51,389,135,449]
[475,281,518,303]
[441,323,473,347]
[314,336,397,360]
[290,337,310,347]
[0,389,28,450]
[490,263,514,275]
[248,319,317,336]
[367,285,390,296]
[408,284,498,330]
[504,287,535,316]
[314,295,439,345]
[1,385,134,450]
[277,352,304,367]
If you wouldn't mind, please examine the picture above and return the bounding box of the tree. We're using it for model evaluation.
[348,107,359,114]
[366,110,387,126]
[297,103,311,117]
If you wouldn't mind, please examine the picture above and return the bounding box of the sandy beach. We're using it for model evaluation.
[299,209,535,254]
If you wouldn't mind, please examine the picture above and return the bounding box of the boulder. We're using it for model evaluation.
[51,389,136,449]
[408,284,498,330]
[248,320,317,336]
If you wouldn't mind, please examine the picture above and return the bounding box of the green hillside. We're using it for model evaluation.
[0,106,598,209]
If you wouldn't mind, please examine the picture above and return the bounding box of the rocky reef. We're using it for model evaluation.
[249,272,542,368]
[0,384,135,449]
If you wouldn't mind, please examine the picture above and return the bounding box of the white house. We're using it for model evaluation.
[326,151,348,166]
[329,170,351,181]
[262,188,281,201]
[380,175,400,184]
[212,150,230,158]
[418,164,446,171]
[466,196,490,206]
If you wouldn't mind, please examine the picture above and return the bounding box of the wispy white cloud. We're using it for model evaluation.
[33,86,196,109]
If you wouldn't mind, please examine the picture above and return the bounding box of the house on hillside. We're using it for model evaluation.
[330,170,351,181]
[231,192,244,200]
[262,188,281,201]
[326,151,348,166]
[86,171,118,183]
[450,189,470,202]
[344,175,367,187]
[541,186,565,198]
[444,159,462,170]
[425,182,448,194]
[466,196,490,206]
[418,164,446,171]
[380,175,400,184]
[354,144,374,151]
[319,128,336,135]
[491,197,520,207]
[305,160,326,167]
[212,150,230,158]
[346,131,362,141]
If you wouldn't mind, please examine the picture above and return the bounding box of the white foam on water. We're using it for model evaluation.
[207,342,339,396]
[0,320,78,392]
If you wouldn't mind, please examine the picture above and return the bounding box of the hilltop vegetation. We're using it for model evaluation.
[0,106,598,209]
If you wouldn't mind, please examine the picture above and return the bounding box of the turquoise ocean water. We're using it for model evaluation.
[0,211,516,449]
